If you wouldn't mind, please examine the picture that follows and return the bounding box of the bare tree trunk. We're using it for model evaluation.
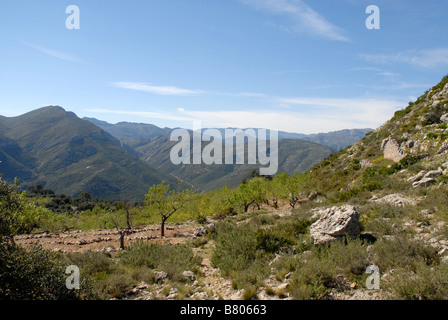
[161,218,166,237]
[125,205,132,230]
[119,231,125,250]
[272,198,278,209]
[244,200,255,212]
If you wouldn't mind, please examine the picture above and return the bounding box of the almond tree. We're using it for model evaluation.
[145,181,191,237]
[228,177,267,213]
[108,189,137,250]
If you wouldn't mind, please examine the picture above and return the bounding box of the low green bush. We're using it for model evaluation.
[277,239,370,300]
[0,243,94,300]
[211,221,270,290]
[385,262,448,300]
[121,242,201,282]
[373,235,438,272]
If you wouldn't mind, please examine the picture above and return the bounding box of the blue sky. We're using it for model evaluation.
[0,0,447,134]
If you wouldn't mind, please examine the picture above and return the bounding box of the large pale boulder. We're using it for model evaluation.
[440,113,448,123]
[310,205,362,245]
[381,138,405,162]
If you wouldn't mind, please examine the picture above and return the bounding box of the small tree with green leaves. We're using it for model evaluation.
[284,173,312,208]
[264,172,313,209]
[145,181,191,237]
[228,177,267,213]
[268,173,290,209]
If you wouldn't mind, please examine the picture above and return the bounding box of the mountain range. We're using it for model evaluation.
[0,106,372,199]
[84,117,372,152]
[0,107,173,200]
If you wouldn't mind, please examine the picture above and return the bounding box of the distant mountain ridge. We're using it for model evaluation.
[84,117,372,151]
[83,117,173,142]
[129,134,333,191]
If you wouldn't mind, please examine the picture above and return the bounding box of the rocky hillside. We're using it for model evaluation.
[311,75,448,198]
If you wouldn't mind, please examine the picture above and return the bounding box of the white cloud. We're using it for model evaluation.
[112,82,205,96]
[360,48,448,69]
[276,97,404,130]
[241,0,349,41]
[22,42,82,63]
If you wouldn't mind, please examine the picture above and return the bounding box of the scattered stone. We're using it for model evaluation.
[440,113,448,123]
[360,159,372,168]
[229,290,243,300]
[192,292,208,300]
[136,281,149,290]
[310,205,362,245]
[407,171,426,183]
[423,169,443,179]
[105,246,115,253]
[182,271,196,282]
[441,256,448,265]
[412,177,436,188]
[420,209,434,216]
[436,143,448,155]
[371,193,418,206]
[154,271,169,283]
[194,223,215,237]
[277,283,289,291]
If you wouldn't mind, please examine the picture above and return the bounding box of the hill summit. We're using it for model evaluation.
[0,106,172,200]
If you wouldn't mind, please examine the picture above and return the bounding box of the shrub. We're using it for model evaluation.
[422,105,445,126]
[211,222,260,273]
[121,242,200,282]
[0,243,93,300]
[102,273,134,299]
[212,206,236,221]
[265,286,275,296]
[211,221,270,289]
[256,228,293,254]
[385,262,448,300]
[284,239,370,299]
[373,235,438,272]
[242,286,258,300]
[66,251,114,278]
[289,254,340,300]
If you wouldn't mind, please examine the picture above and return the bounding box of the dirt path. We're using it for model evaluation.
[191,240,242,300]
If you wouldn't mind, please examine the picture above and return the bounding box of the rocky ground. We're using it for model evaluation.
[14,222,197,253]
[13,206,386,300]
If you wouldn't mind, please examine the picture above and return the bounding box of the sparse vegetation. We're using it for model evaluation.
[2,75,448,300]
